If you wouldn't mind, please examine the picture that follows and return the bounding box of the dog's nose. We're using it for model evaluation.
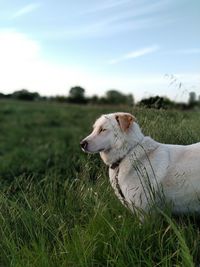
[80,140,88,150]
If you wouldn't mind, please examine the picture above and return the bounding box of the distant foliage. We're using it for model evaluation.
[12,89,40,101]
[88,90,134,106]
[50,95,68,103]
[138,96,175,109]
[189,92,197,104]
[105,90,134,106]
[68,86,87,104]
[0,92,11,99]
[0,93,6,98]
[0,86,200,110]
[188,91,199,109]
[89,95,99,105]
[137,94,200,110]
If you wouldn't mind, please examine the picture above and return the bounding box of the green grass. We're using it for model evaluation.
[0,99,200,266]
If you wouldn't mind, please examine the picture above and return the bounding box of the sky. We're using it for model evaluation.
[0,0,199,102]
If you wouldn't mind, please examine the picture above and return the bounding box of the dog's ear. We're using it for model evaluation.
[115,113,135,132]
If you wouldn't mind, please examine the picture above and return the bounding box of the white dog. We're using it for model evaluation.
[80,112,200,217]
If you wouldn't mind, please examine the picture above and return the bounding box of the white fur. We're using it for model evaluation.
[81,112,200,216]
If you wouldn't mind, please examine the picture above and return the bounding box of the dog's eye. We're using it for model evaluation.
[99,128,107,134]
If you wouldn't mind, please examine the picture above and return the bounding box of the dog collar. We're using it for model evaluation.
[109,145,136,170]
[110,158,123,169]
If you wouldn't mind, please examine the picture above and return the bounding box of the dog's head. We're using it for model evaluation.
[80,112,135,153]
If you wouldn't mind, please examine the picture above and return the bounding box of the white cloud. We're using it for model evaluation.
[12,3,41,18]
[108,45,160,64]
[0,30,106,96]
[0,30,40,62]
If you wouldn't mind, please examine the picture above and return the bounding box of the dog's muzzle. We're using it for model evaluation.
[80,140,88,151]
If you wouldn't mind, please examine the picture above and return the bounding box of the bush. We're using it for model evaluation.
[12,89,40,101]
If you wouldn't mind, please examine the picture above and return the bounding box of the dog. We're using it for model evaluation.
[80,112,200,217]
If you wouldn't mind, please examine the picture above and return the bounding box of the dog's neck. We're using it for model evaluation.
[100,123,144,168]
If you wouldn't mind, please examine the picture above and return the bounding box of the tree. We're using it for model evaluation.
[138,96,175,109]
[0,92,6,98]
[188,91,197,108]
[0,92,12,99]
[12,89,40,101]
[89,95,99,105]
[105,90,133,105]
[106,90,125,104]
[126,94,134,106]
[68,86,87,104]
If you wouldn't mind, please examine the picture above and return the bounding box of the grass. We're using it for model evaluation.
[0,99,200,266]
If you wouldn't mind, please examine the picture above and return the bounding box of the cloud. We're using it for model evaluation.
[50,0,173,40]
[82,0,169,18]
[82,0,132,14]
[12,3,41,18]
[48,17,158,40]
[0,30,40,61]
[108,45,160,64]
[0,30,109,96]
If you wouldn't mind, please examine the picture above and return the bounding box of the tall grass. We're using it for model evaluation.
[0,100,200,266]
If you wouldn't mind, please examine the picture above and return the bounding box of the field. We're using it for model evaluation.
[0,100,200,266]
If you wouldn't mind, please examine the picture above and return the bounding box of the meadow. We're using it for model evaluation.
[0,99,200,266]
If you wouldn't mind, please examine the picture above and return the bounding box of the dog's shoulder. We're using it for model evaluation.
[140,136,160,153]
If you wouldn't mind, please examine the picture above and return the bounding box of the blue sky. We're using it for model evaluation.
[0,0,199,101]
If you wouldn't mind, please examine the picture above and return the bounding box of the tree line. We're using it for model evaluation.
[0,86,200,110]
[0,87,134,106]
